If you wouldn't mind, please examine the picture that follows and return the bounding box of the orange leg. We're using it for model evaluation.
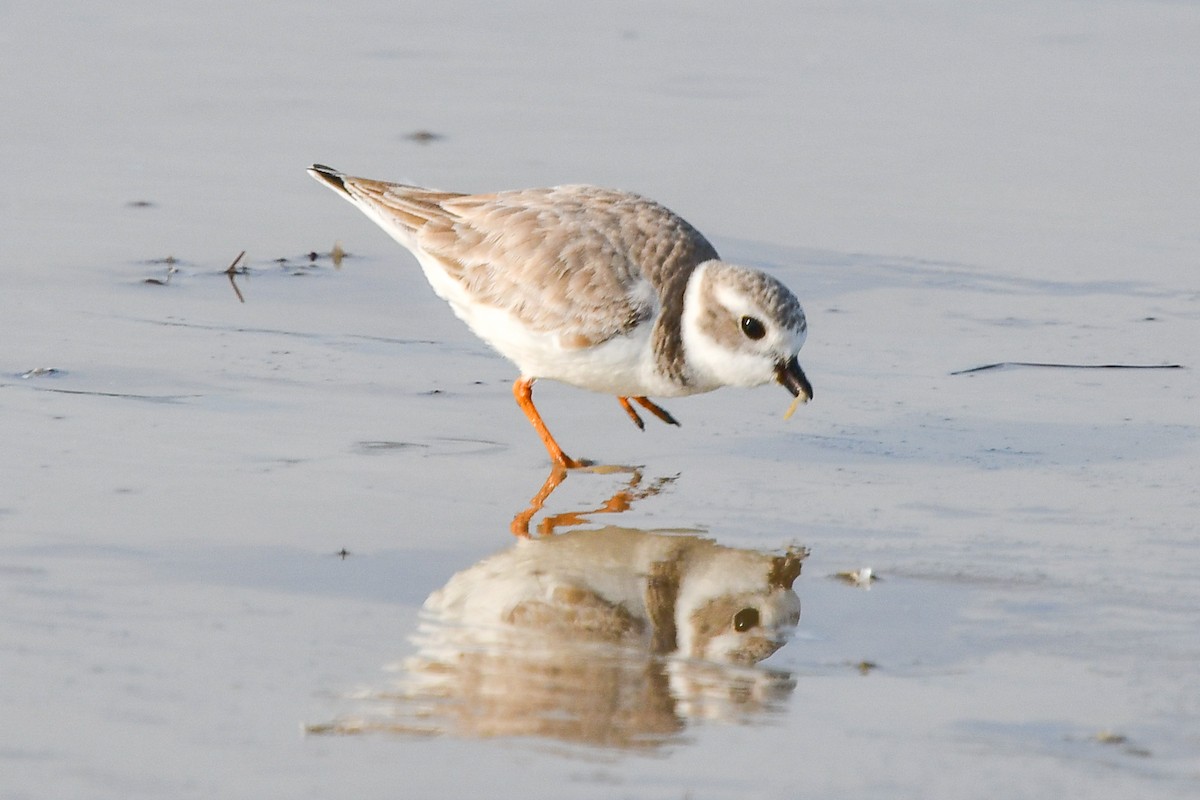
[511,466,675,537]
[617,397,646,430]
[510,465,568,537]
[513,378,586,469]
[633,396,680,427]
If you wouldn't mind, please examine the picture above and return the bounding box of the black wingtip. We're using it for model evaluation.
[307,163,346,192]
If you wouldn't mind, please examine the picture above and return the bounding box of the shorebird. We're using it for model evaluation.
[308,164,812,467]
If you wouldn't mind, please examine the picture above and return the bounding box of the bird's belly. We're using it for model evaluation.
[411,252,702,397]
[454,302,693,397]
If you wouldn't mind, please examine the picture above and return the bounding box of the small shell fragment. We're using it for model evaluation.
[834,568,878,588]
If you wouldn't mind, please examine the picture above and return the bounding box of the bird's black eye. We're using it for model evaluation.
[732,607,760,632]
[740,316,766,340]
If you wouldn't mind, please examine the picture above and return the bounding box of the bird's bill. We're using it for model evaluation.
[775,355,812,401]
[776,355,813,418]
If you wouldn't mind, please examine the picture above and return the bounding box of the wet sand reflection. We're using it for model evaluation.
[313,488,809,748]
[510,465,677,537]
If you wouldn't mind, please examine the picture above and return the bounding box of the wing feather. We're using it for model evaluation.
[340,179,718,348]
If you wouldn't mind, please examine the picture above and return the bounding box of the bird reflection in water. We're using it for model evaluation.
[311,470,808,749]
[510,464,676,537]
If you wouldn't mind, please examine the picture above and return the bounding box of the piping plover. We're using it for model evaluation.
[308,164,813,467]
[305,528,804,745]
[424,526,806,665]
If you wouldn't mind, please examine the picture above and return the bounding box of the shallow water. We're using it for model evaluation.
[3,2,1199,798]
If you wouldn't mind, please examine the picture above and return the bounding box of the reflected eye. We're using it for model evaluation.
[732,607,760,632]
[740,316,766,340]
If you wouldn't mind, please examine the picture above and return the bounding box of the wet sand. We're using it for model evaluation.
[2,2,1198,798]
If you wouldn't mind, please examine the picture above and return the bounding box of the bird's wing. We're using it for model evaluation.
[335,175,718,348]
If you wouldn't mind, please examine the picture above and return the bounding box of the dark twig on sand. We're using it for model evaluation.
[951,361,1183,375]
[143,259,178,286]
[225,250,247,303]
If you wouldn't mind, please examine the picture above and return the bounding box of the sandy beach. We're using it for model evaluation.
[2,2,1198,797]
